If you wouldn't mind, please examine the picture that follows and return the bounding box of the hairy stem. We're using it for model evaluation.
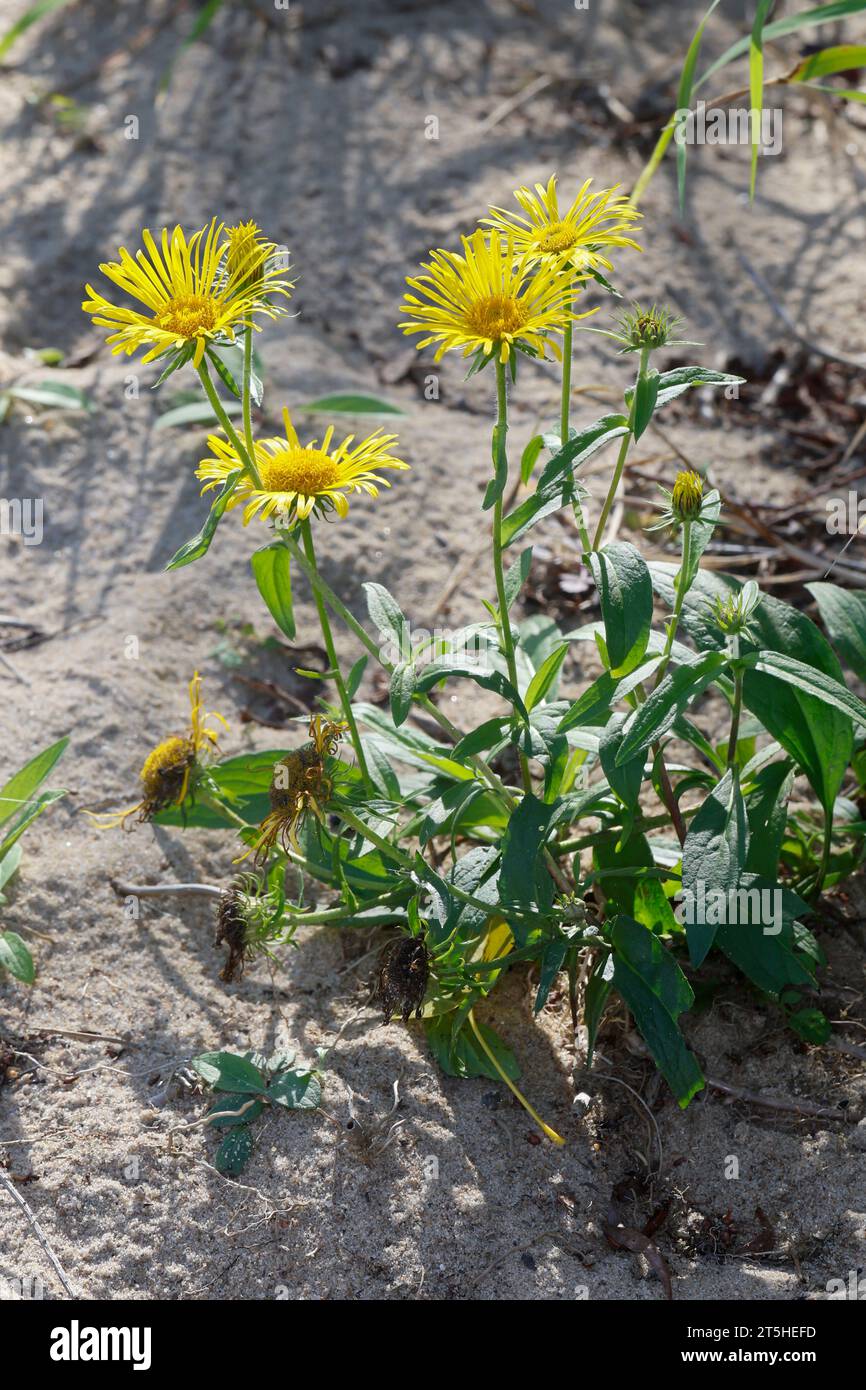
[197,358,262,488]
[493,358,532,796]
[591,345,649,550]
[300,520,373,793]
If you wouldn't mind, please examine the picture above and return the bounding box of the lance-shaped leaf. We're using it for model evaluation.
[250,540,295,640]
[680,769,749,967]
[166,468,241,570]
[625,366,744,412]
[715,875,816,998]
[744,651,866,729]
[414,660,528,721]
[589,542,653,677]
[611,915,704,1109]
[502,414,629,547]
[806,581,866,684]
[615,651,728,765]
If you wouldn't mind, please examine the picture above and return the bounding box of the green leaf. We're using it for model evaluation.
[625,366,745,412]
[296,392,404,415]
[499,793,560,915]
[585,953,614,1066]
[520,434,545,484]
[250,541,295,640]
[0,0,75,59]
[556,657,662,734]
[748,1,774,201]
[791,42,866,79]
[611,915,704,1108]
[0,737,68,832]
[346,655,368,700]
[206,347,241,399]
[699,2,866,90]
[534,940,568,1013]
[502,414,629,547]
[745,760,795,878]
[806,582,866,683]
[616,652,728,765]
[0,788,66,862]
[787,1007,831,1045]
[681,770,749,967]
[589,542,653,677]
[166,468,241,570]
[599,712,644,809]
[0,931,35,984]
[268,1069,321,1109]
[215,1126,255,1177]
[715,875,815,998]
[363,581,407,652]
[681,489,721,590]
[593,829,655,918]
[503,547,533,611]
[389,661,416,727]
[8,381,93,412]
[632,368,660,440]
[525,642,569,711]
[745,651,866,730]
[156,399,241,430]
[191,1051,269,1095]
[424,1014,519,1081]
[414,660,528,721]
[0,841,22,899]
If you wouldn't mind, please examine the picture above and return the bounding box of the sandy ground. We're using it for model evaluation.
[1,0,865,1301]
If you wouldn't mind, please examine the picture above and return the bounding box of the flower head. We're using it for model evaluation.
[482,175,641,281]
[82,219,293,368]
[89,673,227,829]
[709,582,763,641]
[671,469,704,521]
[399,229,581,365]
[243,715,346,861]
[215,872,286,982]
[609,301,690,354]
[197,407,407,525]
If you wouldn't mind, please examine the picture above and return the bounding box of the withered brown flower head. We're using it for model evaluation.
[242,714,346,862]
[374,936,430,1023]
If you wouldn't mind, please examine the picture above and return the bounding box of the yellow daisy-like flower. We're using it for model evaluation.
[88,673,228,829]
[482,174,641,279]
[82,218,293,368]
[399,229,581,364]
[196,406,408,525]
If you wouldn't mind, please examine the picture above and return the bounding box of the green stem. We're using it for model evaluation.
[727,664,744,772]
[813,813,833,901]
[241,325,256,466]
[493,358,532,797]
[299,520,373,794]
[561,283,592,554]
[654,518,692,689]
[467,1008,565,1146]
[196,359,262,488]
[591,345,649,550]
[336,804,412,869]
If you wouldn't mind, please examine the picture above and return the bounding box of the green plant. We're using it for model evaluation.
[191,1047,321,1175]
[0,738,68,983]
[85,208,866,1144]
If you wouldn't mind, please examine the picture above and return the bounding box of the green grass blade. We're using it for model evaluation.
[749,1,775,202]
[0,0,75,61]
[699,1,866,89]
[632,0,723,207]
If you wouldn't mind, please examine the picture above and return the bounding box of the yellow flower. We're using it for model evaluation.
[196,406,408,525]
[88,673,228,829]
[671,469,704,521]
[82,219,293,368]
[399,229,581,364]
[241,716,346,861]
[482,174,641,279]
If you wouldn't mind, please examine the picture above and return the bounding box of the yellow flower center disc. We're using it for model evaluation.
[140,736,191,797]
[465,294,529,341]
[537,222,579,254]
[157,293,220,338]
[258,447,341,497]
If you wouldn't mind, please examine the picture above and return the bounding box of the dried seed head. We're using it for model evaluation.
[374,937,430,1024]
